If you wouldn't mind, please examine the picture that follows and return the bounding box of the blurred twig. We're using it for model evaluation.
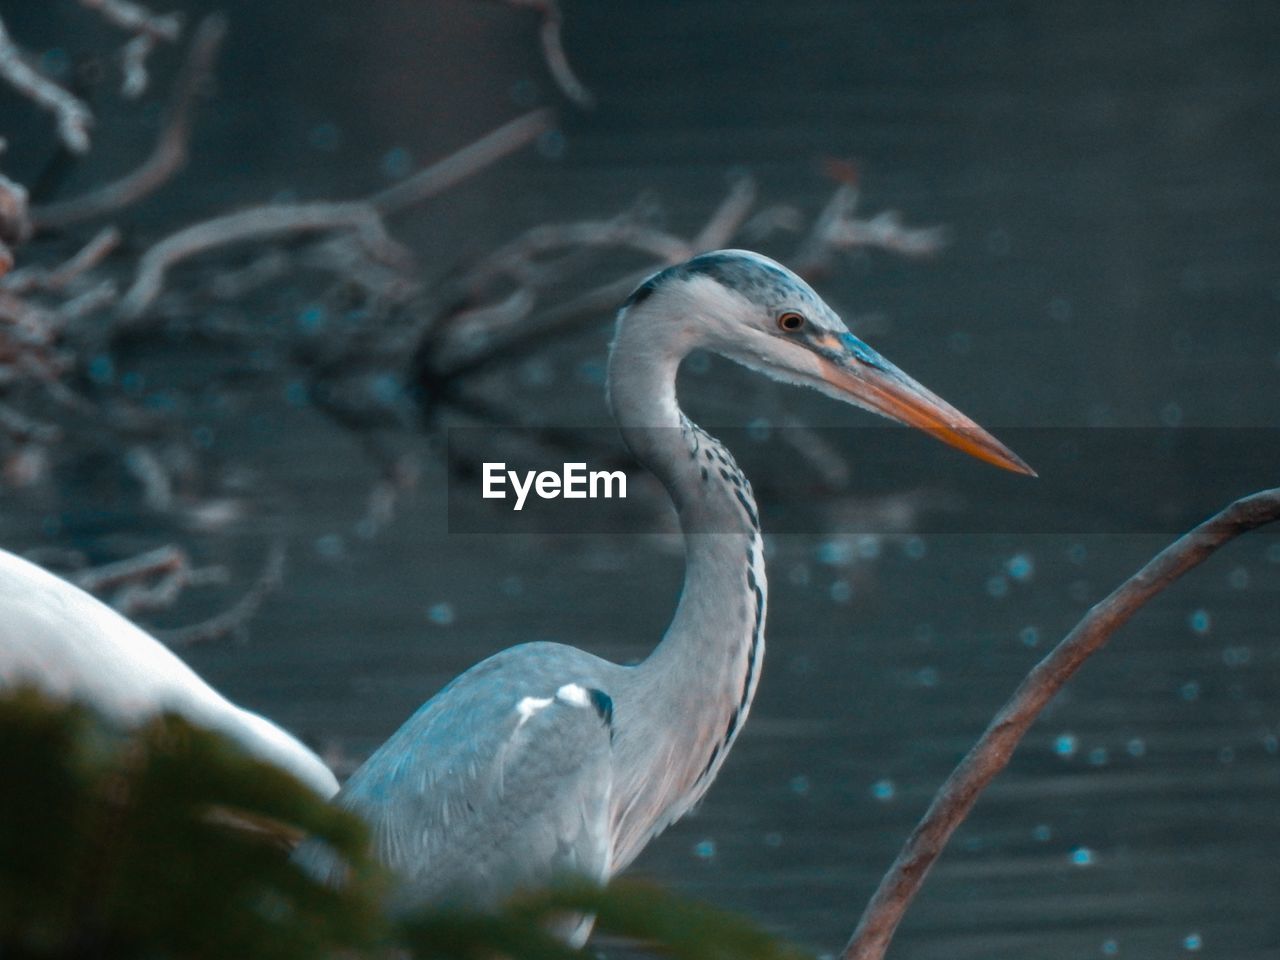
[494,0,594,108]
[0,15,94,154]
[117,109,553,320]
[161,540,286,647]
[31,14,225,232]
[843,487,1280,960]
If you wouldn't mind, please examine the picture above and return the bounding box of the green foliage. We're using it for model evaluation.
[0,687,386,959]
[0,688,810,960]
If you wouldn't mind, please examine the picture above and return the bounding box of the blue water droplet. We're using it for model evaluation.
[426,602,455,626]
[1101,938,1119,956]
[1127,738,1146,758]
[915,666,939,689]
[1188,608,1211,634]
[871,779,895,802]
[1088,747,1109,767]
[297,304,326,332]
[380,146,413,180]
[1019,626,1040,647]
[789,775,811,796]
[576,359,605,385]
[902,536,927,560]
[1180,680,1201,702]
[284,380,309,407]
[1071,846,1095,867]
[87,354,115,385]
[1182,933,1202,951]
[817,540,854,566]
[315,534,344,560]
[1054,733,1078,758]
[693,839,716,860]
[1006,553,1034,582]
[1222,645,1252,667]
[986,575,1009,598]
[746,417,772,442]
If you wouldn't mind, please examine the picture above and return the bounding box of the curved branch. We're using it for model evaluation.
[496,0,594,108]
[31,14,227,232]
[117,201,405,321]
[0,15,93,154]
[842,487,1280,960]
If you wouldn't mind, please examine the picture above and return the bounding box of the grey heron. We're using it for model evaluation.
[327,250,1032,941]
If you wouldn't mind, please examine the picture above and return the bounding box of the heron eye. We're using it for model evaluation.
[777,311,806,333]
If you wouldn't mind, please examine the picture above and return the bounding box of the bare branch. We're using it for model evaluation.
[0,401,61,444]
[79,0,182,41]
[692,173,758,251]
[31,15,227,232]
[435,178,757,382]
[461,216,691,294]
[161,540,286,648]
[117,108,551,320]
[0,173,31,276]
[56,277,117,322]
[119,32,156,98]
[3,226,121,294]
[118,201,408,321]
[496,0,594,108]
[842,487,1280,960]
[370,108,553,215]
[795,165,948,278]
[828,211,949,259]
[0,15,93,154]
[70,544,232,620]
[70,544,187,595]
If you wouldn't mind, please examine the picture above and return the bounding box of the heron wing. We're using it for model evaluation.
[336,643,615,910]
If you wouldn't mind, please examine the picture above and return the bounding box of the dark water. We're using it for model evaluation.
[4,1,1280,956]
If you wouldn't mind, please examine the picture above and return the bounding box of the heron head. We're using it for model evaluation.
[623,249,1034,476]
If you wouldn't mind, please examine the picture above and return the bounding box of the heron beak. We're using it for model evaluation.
[811,331,1036,476]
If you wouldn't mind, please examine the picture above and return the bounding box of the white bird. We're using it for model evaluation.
[0,546,338,797]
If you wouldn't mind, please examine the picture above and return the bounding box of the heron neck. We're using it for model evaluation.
[605,314,767,861]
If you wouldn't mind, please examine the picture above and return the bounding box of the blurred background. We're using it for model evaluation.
[1,2,1278,957]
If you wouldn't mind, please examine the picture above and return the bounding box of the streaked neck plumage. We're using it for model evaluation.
[604,297,767,870]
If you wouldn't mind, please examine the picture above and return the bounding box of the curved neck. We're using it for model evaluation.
[606,318,760,536]
[604,306,768,867]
